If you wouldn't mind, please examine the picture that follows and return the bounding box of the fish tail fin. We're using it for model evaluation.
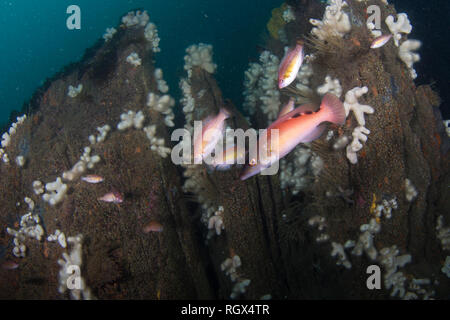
[320,93,346,125]
[220,108,231,120]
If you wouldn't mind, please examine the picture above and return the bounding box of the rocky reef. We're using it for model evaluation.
[0,2,449,300]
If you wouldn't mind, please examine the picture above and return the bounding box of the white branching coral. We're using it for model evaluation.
[147,93,175,127]
[47,229,67,248]
[442,256,450,278]
[385,13,412,47]
[102,27,117,41]
[143,125,171,158]
[68,84,83,98]
[317,75,342,98]
[243,62,264,116]
[207,206,225,237]
[89,124,111,145]
[221,255,251,299]
[57,234,95,300]
[42,177,68,205]
[398,40,422,79]
[121,10,160,52]
[282,5,296,23]
[180,78,196,131]
[444,120,450,137]
[379,245,412,298]
[117,110,145,131]
[121,10,149,28]
[1,114,27,165]
[126,52,142,67]
[33,180,44,195]
[373,196,398,220]
[62,147,101,182]
[6,205,45,257]
[144,22,161,53]
[344,87,374,126]
[436,215,450,251]
[352,218,380,261]
[184,43,217,76]
[295,62,314,98]
[404,179,418,202]
[154,68,169,93]
[260,51,281,123]
[242,50,280,123]
[15,155,25,167]
[331,242,352,269]
[346,126,370,164]
[309,0,351,40]
[280,145,323,195]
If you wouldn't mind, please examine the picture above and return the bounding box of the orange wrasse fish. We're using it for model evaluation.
[143,221,163,233]
[278,41,304,89]
[193,108,230,163]
[98,191,123,204]
[240,93,346,180]
[81,174,104,184]
[370,34,392,49]
[210,144,247,171]
[278,98,295,118]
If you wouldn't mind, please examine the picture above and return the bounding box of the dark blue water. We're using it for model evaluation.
[0,0,282,125]
[0,0,448,125]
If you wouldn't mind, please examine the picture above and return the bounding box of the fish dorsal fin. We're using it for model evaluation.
[269,103,318,130]
[302,123,327,143]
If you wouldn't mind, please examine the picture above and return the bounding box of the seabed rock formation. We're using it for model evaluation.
[0,2,449,299]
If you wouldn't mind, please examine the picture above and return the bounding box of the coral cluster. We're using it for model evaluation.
[147,92,175,127]
[102,27,117,42]
[67,84,83,98]
[309,0,351,40]
[243,51,280,123]
[221,255,251,299]
[154,68,169,93]
[385,13,412,47]
[317,75,342,98]
[1,114,27,164]
[6,198,44,258]
[184,43,217,76]
[126,52,142,67]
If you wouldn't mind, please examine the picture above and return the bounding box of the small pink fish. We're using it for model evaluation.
[370,34,392,49]
[98,191,123,203]
[2,260,19,270]
[278,98,295,118]
[81,175,104,184]
[278,41,304,89]
[143,221,163,233]
[240,93,346,180]
[193,108,231,163]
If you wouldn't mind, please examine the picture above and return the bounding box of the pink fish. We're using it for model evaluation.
[193,108,230,163]
[98,191,123,203]
[370,34,392,49]
[143,221,163,233]
[81,175,104,184]
[240,93,346,180]
[2,260,19,270]
[278,98,295,118]
[278,41,304,89]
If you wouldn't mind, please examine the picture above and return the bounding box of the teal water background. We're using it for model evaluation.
[0,0,282,126]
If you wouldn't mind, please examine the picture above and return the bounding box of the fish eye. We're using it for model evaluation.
[249,158,257,166]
